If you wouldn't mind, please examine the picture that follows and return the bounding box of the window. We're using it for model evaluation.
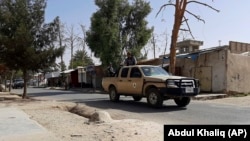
[130,67,141,78]
[121,68,129,78]
[141,66,170,76]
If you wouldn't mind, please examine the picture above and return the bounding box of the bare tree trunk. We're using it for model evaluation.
[22,70,27,99]
[71,42,73,69]
[58,24,64,69]
[66,25,78,70]
[8,71,14,92]
[169,34,177,74]
[169,0,187,74]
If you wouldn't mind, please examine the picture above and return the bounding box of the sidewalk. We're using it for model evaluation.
[0,107,59,141]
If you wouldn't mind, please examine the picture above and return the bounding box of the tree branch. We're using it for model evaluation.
[185,10,205,23]
[155,3,175,18]
[187,1,220,13]
[183,16,195,39]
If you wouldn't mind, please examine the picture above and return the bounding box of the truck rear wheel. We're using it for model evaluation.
[146,88,163,108]
[109,86,120,102]
[174,97,191,107]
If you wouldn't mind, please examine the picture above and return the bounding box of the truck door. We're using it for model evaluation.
[127,67,144,94]
[117,68,129,93]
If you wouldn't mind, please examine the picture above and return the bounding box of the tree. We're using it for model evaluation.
[121,0,153,59]
[86,0,153,68]
[0,0,64,98]
[79,25,87,53]
[58,21,67,72]
[68,50,94,69]
[157,0,219,74]
[65,25,79,69]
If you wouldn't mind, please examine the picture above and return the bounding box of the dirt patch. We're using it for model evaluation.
[0,93,163,141]
[66,103,96,119]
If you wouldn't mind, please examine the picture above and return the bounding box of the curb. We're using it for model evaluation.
[192,94,228,100]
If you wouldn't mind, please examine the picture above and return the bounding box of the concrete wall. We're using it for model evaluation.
[176,49,227,93]
[226,52,250,94]
[229,41,250,54]
[199,50,226,93]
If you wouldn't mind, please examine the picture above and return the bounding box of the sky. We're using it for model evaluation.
[45,0,250,67]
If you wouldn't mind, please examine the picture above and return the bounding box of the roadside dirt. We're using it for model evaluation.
[0,92,249,141]
[0,93,163,141]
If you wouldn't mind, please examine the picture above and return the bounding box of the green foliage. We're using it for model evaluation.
[0,0,63,98]
[13,70,23,79]
[59,61,67,71]
[137,52,148,61]
[0,0,63,72]
[122,0,153,56]
[86,0,153,68]
[68,50,94,69]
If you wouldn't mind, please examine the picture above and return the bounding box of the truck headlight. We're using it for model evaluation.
[166,80,178,88]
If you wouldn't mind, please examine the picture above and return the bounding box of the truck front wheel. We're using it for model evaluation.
[109,86,120,102]
[174,97,191,107]
[146,88,163,108]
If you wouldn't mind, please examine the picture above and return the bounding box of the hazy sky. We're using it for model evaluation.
[45,0,250,66]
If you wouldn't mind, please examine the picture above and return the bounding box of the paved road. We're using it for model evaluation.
[12,87,250,125]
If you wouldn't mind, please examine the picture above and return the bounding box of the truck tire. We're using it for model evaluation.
[132,96,142,101]
[146,88,163,108]
[174,97,191,107]
[109,86,120,102]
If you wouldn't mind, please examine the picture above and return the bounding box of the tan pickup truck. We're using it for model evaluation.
[102,65,200,108]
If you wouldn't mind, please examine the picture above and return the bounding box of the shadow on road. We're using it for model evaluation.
[26,90,77,97]
[62,98,188,113]
[13,87,189,113]
[13,89,95,97]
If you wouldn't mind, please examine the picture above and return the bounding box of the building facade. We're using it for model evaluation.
[141,40,250,94]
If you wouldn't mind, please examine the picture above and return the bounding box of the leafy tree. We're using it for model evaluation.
[68,50,94,69]
[122,0,153,58]
[59,61,67,71]
[0,0,64,98]
[86,0,153,68]
[157,0,219,74]
[58,21,67,71]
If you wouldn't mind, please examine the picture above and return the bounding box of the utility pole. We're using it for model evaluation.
[80,25,86,66]
[80,25,87,88]
[151,34,156,59]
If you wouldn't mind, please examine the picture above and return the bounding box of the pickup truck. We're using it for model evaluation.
[102,65,200,108]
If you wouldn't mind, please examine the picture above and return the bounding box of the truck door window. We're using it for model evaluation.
[130,67,141,78]
[121,68,129,78]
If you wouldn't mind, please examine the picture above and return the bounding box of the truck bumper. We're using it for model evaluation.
[159,87,200,97]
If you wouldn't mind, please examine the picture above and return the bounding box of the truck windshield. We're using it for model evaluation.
[141,66,170,76]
